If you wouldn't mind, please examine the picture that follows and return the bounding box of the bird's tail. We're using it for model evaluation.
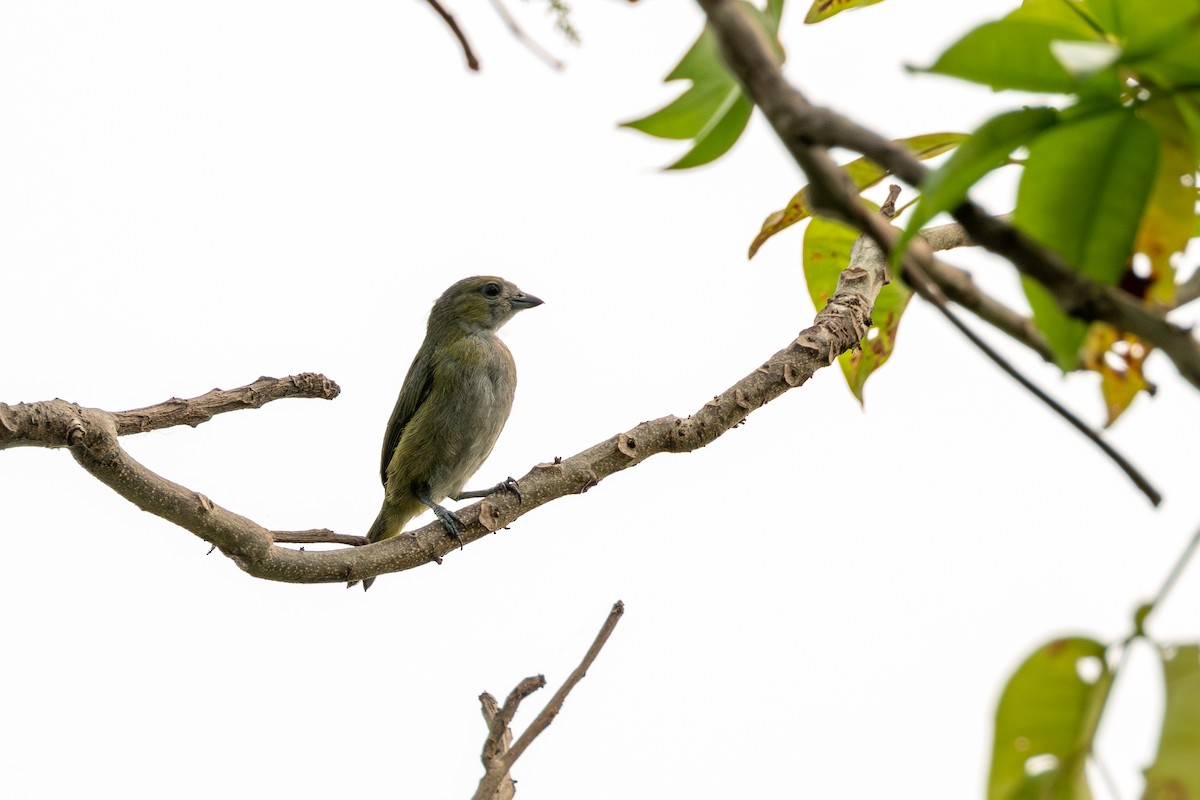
[347,512,389,591]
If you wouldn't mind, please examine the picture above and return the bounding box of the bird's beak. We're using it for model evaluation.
[511,292,544,309]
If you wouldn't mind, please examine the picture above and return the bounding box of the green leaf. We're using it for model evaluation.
[895,108,1058,266]
[1105,0,1200,61]
[621,3,783,170]
[1144,644,1200,800]
[667,94,754,170]
[802,214,912,403]
[1132,25,1200,87]
[1174,93,1200,154]
[1014,107,1160,370]
[988,637,1109,800]
[803,0,885,24]
[766,0,785,27]
[924,18,1096,93]
[1009,0,1104,37]
[748,132,966,257]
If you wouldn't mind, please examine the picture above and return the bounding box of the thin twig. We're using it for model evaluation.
[502,600,625,769]
[424,0,481,71]
[917,256,1056,363]
[478,693,517,800]
[494,675,547,744]
[487,0,564,70]
[911,218,1058,360]
[885,190,1162,506]
[271,529,368,547]
[472,601,625,800]
[1146,525,1200,624]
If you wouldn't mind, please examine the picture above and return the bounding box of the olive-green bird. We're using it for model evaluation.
[352,276,543,590]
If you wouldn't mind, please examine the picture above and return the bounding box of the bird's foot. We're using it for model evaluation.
[420,494,465,549]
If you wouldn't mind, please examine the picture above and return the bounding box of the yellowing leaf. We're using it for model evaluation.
[1136,98,1199,305]
[1082,323,1154,426]
[804,0,886,24]
[748,132,965,258]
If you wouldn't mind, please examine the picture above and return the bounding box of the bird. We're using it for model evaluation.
[351,276,543,590]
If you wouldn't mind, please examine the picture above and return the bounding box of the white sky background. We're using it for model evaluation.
[2,1,1197,797]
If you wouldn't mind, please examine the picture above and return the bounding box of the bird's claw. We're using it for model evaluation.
[434,506,465,550]
[500,476,522,504]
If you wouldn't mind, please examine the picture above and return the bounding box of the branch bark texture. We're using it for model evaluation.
[0,228,888,585]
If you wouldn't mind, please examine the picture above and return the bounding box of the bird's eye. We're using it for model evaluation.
[483,282,502,298]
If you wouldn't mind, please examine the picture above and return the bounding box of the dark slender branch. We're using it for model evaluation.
[861,188,1160,504]
[424,0,481,71]
[893,220,1162,506]
[473,601,625,800]
[487,0,564,70]
[912,217,1056,362]
[695,0,1200,390]
[918,261,1056,363]
[914,217,1054,363]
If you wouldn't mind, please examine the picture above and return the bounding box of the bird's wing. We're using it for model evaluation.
[380,348,435,485]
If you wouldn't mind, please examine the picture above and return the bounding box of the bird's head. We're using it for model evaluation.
[429,276,543,336]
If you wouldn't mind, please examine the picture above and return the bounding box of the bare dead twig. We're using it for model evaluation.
[425,0,481,71]
[473,601,626,800]
[478,694,516,800]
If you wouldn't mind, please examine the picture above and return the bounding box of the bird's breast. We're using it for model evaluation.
[420,335,517,498]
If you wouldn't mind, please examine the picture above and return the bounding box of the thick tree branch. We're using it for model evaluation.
[695,0,1200,390]
[0,230,890,584]
[473,601,625,800]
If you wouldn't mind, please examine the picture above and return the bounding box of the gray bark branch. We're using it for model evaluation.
[0,223,889,584]
[472,601,625,800]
